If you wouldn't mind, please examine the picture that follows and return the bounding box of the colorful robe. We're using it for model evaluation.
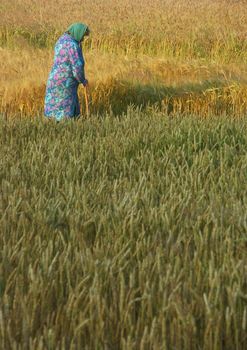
[44,33,86,121]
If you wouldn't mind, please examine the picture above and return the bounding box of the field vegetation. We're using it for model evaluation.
[1,0,247,349]
[1,0,247,117]
[1,114,247,349]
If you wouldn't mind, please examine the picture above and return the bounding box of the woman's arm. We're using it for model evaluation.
[67,42,87,85]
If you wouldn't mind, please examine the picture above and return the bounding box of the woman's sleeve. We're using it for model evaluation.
[67,42,86,84]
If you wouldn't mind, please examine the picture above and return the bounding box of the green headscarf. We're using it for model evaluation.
[67,23,88,42]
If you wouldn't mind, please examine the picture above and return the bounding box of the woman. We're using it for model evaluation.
[44,23,90,121]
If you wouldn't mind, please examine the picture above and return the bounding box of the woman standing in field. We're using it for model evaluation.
[44,23,90,121]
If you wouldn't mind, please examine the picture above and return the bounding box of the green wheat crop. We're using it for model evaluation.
[1,110,247,349]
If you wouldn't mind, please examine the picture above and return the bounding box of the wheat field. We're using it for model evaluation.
[1,1,247,349]
[1,0,247,117]
[1,113,247,349]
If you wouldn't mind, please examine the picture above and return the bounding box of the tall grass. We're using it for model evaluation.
[1,26,247,61]
[1,111,247,349]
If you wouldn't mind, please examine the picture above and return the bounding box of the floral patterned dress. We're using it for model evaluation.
[44,33,86,121]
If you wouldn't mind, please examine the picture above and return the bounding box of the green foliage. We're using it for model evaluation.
[1,111,247,349]
[1,25,247,63]
[0,27,60,49]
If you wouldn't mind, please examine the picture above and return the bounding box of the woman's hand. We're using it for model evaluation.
[83,79,88,87]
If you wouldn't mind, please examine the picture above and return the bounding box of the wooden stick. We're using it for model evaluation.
[84,85,89,118]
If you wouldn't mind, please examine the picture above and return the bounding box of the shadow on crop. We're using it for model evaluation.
[2,78,246,118]
[83,78,242,116]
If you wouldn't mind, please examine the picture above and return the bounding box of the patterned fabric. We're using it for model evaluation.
[44,33,86,121]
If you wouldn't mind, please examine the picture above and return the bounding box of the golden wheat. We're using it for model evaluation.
[1,0,247,117]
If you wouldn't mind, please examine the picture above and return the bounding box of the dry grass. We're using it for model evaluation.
[1,0,247,42]
[1,47,247,117]
[1,0,247,117]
